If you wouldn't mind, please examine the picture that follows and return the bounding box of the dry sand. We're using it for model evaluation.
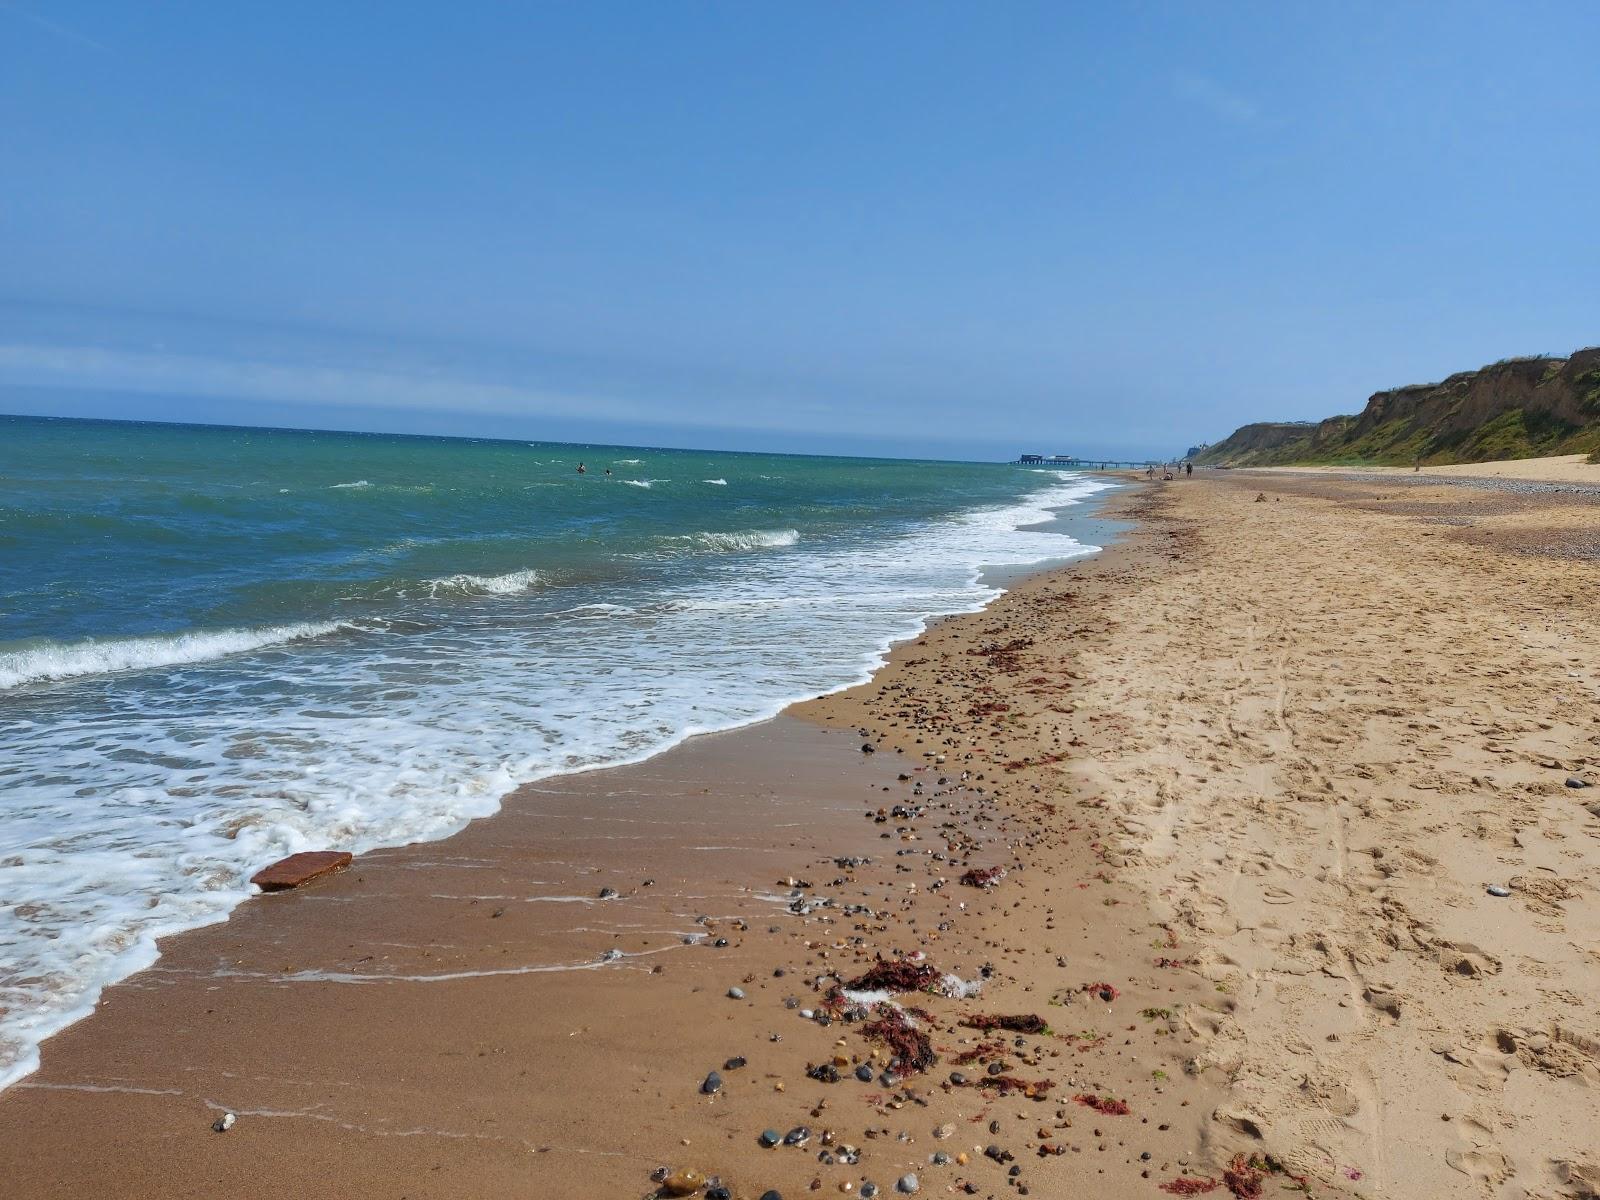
[1261,453,1600,486]
[3,470,1597,1199]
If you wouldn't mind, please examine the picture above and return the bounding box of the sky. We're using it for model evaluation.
[3,2,1599,460]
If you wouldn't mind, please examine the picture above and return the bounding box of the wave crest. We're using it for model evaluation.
[690,529,799,552]
[0,623,346,689]
[423,568,540,597]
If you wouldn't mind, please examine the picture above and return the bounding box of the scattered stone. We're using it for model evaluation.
[661,1168,705,1196]
[250,850,352,891]
[1487,884,1511,897]
[760,1129,781,1147]
[855,1064,874,1082]
[896,1175,919,1194]
[728,987,746,1000]
[724,1056,747,1071]
[702,1071,723,1095]
[211,1112,235,1132]
[598,886,619,899]
[1567,776,1590,789]
[784,1126,812,1146]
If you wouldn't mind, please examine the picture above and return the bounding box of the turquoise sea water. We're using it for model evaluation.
[0,413,1108,1088]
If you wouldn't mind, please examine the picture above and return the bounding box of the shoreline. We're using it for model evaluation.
[7,469,1596,1198]
[0,472,1117,1097]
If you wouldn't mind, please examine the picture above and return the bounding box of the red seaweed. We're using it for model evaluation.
[843,959,941,993]
[1072,1093,1131,1115]
[1223,1155,1264,1198]
[861,1007,936,1074]
[1160,1178,1222,1195]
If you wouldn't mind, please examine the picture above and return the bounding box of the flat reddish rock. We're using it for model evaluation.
[250,851,353,892]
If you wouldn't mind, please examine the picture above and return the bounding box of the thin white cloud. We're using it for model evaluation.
[0,2,109,52]
[1173,72,1262,125]
[0,342,845,435]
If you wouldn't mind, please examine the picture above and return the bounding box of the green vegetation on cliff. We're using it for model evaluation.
[1196,346,1600,467]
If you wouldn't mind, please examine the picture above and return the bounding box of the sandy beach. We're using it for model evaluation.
[5,470,1598,1199]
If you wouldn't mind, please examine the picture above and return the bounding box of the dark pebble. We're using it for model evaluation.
[724,1056,747,1071]
[598,887,618,899]
[856,1064,874,1082]
[760,1129,781,1147]
[1568,776,1590,788]
[702,1071,722,1094]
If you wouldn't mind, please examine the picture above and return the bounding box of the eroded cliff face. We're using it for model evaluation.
[1197,347,1600,466]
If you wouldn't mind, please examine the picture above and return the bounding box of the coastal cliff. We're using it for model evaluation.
[1196,346,1600,466]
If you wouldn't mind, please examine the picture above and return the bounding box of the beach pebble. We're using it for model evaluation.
[212,1112,235,1133]
[784,1126,812,1146]
[760,1129,782,1147]
[1486,884,1511,897]
[707,1188,731,1200]
[661,1169,705,1196]
[723,1056,747,1070]
[896,1174,919,1194]
[1566,776,1590,789]
[598,886,619,899]
[728,986,746,1000]
[600,948,624,962]
[760,1193,783,1200]
[702,1071,723,1094]
[855,1064,874,1082]
[860,1186,878,1200]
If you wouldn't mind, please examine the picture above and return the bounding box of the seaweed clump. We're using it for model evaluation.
[961,1013,1049,1034]
[960,866,1006,889]
[1159,1178,1221,1195]
[843,958,941,993]
[1073,1093,1131,1115]
[861,1007,936,1074]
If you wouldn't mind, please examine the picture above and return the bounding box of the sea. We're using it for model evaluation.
[0,413,1111,1089]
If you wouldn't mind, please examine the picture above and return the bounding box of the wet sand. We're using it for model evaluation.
[6,469,1598,1199]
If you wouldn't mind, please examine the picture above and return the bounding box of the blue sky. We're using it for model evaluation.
[3,2,1598,459]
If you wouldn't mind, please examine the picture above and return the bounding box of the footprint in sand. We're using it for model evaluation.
[1438,942,1503,979]
[1445,1116,1511,1187]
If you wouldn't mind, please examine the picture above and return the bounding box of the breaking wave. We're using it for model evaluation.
[422,568,540,597]
[0,622,347,690]
[689,529,800,552]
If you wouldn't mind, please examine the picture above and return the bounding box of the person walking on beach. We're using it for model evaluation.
[1185,461,1192,477]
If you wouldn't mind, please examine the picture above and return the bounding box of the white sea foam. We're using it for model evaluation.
[422,568,540,597]
[329,480,371,489]
[0,622,346,690]
[701,478,728,486]
[615,459,643,464]
[688,529,799,552]
[0,470,1112,1092]
[622,478,667,489]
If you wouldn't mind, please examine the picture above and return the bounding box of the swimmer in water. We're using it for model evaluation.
[576,462,586,474]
